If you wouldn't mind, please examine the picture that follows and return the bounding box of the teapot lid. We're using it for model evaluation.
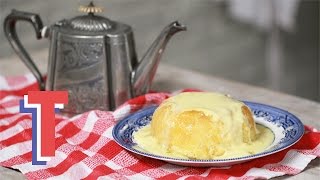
[68,14,113,32]
[55,2,130,35]
[69,2,113,32]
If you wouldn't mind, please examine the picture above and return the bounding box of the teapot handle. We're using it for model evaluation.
[4,10,45,90]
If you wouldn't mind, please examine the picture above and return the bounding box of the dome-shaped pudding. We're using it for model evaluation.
[133,92,273,160]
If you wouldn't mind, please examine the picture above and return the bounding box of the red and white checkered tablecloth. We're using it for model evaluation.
[0,74,319,179]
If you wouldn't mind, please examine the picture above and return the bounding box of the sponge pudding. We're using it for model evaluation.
[133,92,273,160]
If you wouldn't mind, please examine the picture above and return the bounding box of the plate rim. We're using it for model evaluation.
[112,101,304,164]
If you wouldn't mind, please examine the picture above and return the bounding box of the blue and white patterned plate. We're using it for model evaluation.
[112,102,304,167]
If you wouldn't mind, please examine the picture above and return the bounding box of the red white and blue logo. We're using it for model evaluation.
[19,91,68,165]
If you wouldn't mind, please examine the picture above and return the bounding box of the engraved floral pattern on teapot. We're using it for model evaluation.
[57,40,104,72]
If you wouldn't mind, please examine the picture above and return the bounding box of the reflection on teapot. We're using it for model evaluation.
[4,2,186,115]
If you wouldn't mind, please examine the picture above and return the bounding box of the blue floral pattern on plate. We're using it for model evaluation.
[112,101,304,167]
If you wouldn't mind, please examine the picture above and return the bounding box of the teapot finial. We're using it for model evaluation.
[79,1,103,15]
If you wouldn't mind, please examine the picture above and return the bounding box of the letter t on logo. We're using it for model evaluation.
[20,91,68,165]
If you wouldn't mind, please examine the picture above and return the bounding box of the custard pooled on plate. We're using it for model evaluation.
[133,92,273,160]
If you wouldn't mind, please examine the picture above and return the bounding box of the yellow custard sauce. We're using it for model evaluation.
[132,92,275,160]
[133,124,274,159]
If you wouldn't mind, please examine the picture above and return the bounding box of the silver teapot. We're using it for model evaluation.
[4,3,186,114]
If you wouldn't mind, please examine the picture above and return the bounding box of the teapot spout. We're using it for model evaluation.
[131,21,186,96]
